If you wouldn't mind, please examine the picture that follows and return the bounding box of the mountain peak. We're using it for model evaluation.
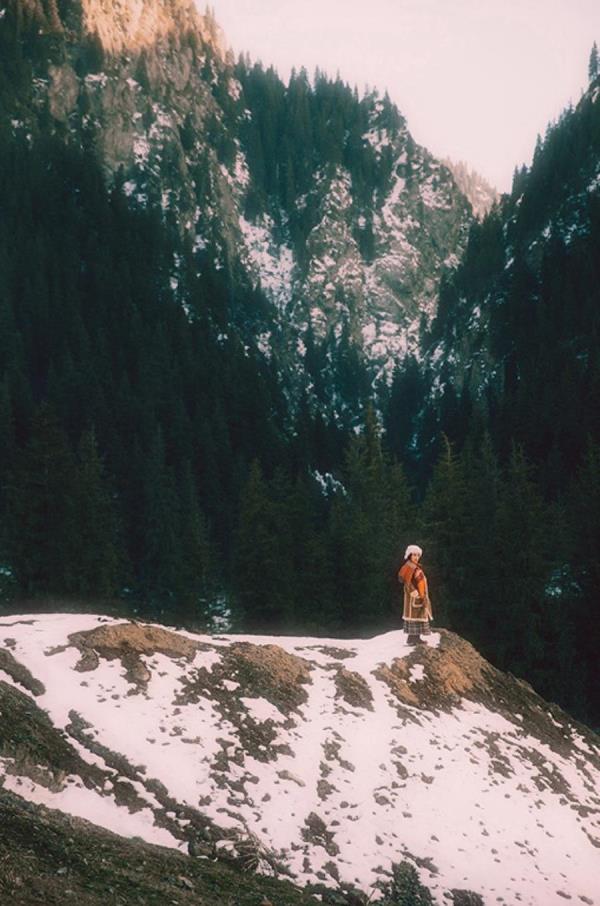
[24,0,226,56]
[84,0,224,54]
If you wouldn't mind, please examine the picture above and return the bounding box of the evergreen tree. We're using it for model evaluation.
[589,41,599,83]
[567,440,600,721]
[329,408,413,630]
[420,437,469,628]
[377,861,434,906]
[490,446,553,679]
[175,461,216,623]
[233,462,293,629]
[6,404,76,595]
[64,427,121,598]
[137,429,182,612]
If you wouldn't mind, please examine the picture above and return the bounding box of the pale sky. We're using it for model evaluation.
[204,0,600,192]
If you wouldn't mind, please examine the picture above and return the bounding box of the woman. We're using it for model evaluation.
[398,544,433,645]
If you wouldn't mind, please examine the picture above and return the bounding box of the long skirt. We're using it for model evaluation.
[403,618,432,636]
[402,586,433,638]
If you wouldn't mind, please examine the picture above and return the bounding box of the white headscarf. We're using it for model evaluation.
[404,544,423,560]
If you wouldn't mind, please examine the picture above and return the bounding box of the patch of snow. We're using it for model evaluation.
[238,214,294,310]
[84,73,108,87]
[133,136,150,166]
[409,664,425,682]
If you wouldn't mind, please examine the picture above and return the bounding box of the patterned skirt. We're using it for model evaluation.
[403,618,432,636]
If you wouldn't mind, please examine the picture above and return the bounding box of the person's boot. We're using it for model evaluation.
[407,633,419,646]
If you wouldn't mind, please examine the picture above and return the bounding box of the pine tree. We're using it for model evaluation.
[589,41,599,83]
[64,427,121,598]
[420,436,469,628]
[491,446,552,678]
[567,440,600,721]
[6,404,76,595]
[329,408,413,630]
[233,462,292,629]
[138,429,182,612]
[378,861,434,906]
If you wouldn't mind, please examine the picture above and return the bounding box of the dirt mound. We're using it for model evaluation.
[56,622,205,687]
[69,622,199,659]
[375,632,498,711]
[223,643,313,715]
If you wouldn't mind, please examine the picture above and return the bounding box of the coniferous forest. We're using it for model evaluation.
[0,5,599,730]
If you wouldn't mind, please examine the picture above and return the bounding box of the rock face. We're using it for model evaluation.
[79,0,226,55]
[2,0,472,374]
[441,158,499,220]
[1,613,599,906]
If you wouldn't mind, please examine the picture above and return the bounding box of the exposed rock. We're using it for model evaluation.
[223,642,313,715]
[47,64,80,121]
[301,812,340,857]
[0,649,45,697]
[441,158,499,220]
[80,0,225,56]
[0,682,104,790]
[333,667,373,711]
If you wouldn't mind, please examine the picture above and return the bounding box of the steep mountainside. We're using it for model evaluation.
[1,614,599,905]
[426,84,600,428]
[0,0,472,373]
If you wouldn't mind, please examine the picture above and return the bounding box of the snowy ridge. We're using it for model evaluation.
[1,614,598,905]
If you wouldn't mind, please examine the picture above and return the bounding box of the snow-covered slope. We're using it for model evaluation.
[1,614,598,905]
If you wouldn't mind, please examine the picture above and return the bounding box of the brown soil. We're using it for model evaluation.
[373,662,420,707]
[52,622,207,688]
[222,642,313,715]
[177,659,295,768]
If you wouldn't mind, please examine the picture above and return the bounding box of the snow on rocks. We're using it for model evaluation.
[238,213,294,311]
[0,613,598,906]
